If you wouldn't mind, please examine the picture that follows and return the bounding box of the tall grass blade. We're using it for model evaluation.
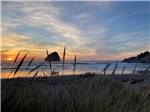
[143,65,150,75]
[42,70,46,77]
[62,46,66,70]
[112,61,118,75]
[28,62,44,74]
[46,49,52,73]
[132,63,137,75]
[122,64,126,75]
[8,50,21,78]
[13,50,21,65]
[73,54,76,75]
[26,56,35,71]
[29,71,39,84]
[13,53,27,77]
[103,62,112,75]
[7,70,14,78]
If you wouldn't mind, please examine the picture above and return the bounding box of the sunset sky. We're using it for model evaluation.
[1,1,149,62]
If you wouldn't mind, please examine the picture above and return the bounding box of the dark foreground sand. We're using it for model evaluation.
[2,73,150,89]
[2,73,150,112]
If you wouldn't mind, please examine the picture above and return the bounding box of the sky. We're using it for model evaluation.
[1,1,150,62]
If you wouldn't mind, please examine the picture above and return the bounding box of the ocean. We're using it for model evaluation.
[1,61,150,79]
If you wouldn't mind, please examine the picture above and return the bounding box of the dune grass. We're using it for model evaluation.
[61,45,66,76]
[62,46,66,70]
[73,54,76,75]
[2,76,150,112]
[13,50,21,65]
[143,65,150,75]
[102,62,112,75]
[26,56,35,71]
[112,61,118,75]
[8,50,22,78]
[46,49,52,74]
[122,64,126,75]
[13,53,28,77]
[28,62,44,74]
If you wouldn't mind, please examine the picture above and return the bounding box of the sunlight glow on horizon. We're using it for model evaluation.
[7,57,13,61]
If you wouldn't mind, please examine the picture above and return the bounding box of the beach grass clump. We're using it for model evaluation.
[2,76,150,112]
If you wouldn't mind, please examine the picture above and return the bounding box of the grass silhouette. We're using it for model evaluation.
[2,76,150,112]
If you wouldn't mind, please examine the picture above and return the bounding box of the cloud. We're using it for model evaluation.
[75,13,90,22]
[1,2,107,59]
[2,33,48,51]
[93,31,149,59]
[26,11,85,46]
[2,33,30,43]
[102,9,149,24]
[0,49,10,53]
[2,2,86,47]
[2,2,149,60]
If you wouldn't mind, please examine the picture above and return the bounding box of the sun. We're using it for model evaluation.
[7,57,13,61]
